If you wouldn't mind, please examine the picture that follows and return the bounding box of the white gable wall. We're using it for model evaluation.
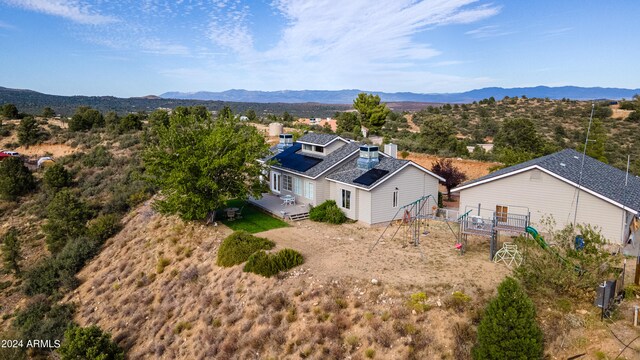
[369,165,440,224]
[457,168,625,243]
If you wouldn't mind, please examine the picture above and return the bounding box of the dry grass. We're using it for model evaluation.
[53,200,634,359]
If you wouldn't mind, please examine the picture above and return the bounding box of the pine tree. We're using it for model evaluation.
[473,277,544,360]
[1,228,22,275]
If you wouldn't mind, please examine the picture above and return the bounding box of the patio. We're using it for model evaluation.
[249,193,310,221]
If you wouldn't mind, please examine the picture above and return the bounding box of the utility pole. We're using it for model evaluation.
[573,103,595,230]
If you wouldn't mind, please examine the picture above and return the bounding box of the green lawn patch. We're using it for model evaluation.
[221,199,289,234]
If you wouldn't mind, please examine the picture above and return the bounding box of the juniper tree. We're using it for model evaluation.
[473,277,544,360]
[2,228,22,275]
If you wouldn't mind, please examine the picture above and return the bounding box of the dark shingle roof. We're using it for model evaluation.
[455,149,640,212]
[297,133,344,146]
[270,141,360,178]
[326,156,409,190]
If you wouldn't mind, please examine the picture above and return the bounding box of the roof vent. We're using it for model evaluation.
[357,145,379,170]
[573,156,579,159]
[276,134,293,152]
[560,162,566,167]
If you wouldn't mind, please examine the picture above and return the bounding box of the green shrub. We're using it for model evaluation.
[243,250,279,277]
[82,146,112,167]
[87,214,122,243]
[42,190,90,254]
[445,291,472,312]
[627,110,640,122]
[17,116,43,146]
[0,157,36,201]
[23,259,61,296]
[624,284,640,300]
[2,228,22,275]
[309,200,347,224]
[13,298,75,351]
[43,163,72,192]
[156,257,171,274]
[58,325,124,360]
[273,248,304,269]
[515,223,619,299]
[216,231,275,267]
[408,292,431,313]
[364,348,376,358]
[69,106,104,131]
[473,277,544,360]
[25,233,107,295]
[243,248,304,277]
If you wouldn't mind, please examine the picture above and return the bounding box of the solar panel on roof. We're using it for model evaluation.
[353,168,389,186]
[273,143,323,172]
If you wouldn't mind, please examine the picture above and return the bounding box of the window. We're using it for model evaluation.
[303,144,313,151]
[271,172,280,192]
[293,177,302,195]
[496,205,508,222]
[392,189,398,207]
[304,181,314,200]
[341,189,351,209]
[282,174,293,191]
[314,145,324,153]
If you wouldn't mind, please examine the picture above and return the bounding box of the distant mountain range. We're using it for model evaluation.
[161,86,640,104]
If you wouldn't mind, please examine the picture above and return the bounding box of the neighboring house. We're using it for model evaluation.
[466,143,494,153]
[260,133,444,224]
[451,149,640,244]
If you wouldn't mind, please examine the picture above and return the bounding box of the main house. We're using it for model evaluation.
[259,133,444,224]
[451,149,640,244]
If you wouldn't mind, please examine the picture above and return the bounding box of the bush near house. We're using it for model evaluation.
[243,248,304,277]
[309,200,347,224]
[216,231,275,267]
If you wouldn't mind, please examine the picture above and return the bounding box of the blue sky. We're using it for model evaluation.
[0,0,638,97]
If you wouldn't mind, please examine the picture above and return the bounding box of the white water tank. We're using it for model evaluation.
[384,143,398,158]
[268,122,283,136]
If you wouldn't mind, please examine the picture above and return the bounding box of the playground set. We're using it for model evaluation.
[369,195,536,263]
[369,194,629,318]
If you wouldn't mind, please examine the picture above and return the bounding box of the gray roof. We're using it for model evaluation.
[297,133,344,146]
[326,156,410,190]
[270,141,360,178]
[455,148,640,212]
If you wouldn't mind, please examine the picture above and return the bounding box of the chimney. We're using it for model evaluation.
[277,134,293,152]
[384,143,397,158]
[357,145,379,170]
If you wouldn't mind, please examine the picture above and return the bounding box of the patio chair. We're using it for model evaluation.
[226,209,236,221]
[236,205,245,219]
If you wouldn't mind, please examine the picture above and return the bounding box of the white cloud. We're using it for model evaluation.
[222,0,501,91]
[465,25,514,38]
[3,0,116,25]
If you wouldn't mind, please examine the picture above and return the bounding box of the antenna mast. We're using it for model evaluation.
[573,103,595,228]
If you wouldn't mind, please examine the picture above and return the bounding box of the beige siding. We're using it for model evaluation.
[332,183,358,220]
[300,139,346,156]
[369,166,440,224]
[314,178,331,206]
[358,190,372,224]
[324,140,346,154]
[458,169,625,243]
